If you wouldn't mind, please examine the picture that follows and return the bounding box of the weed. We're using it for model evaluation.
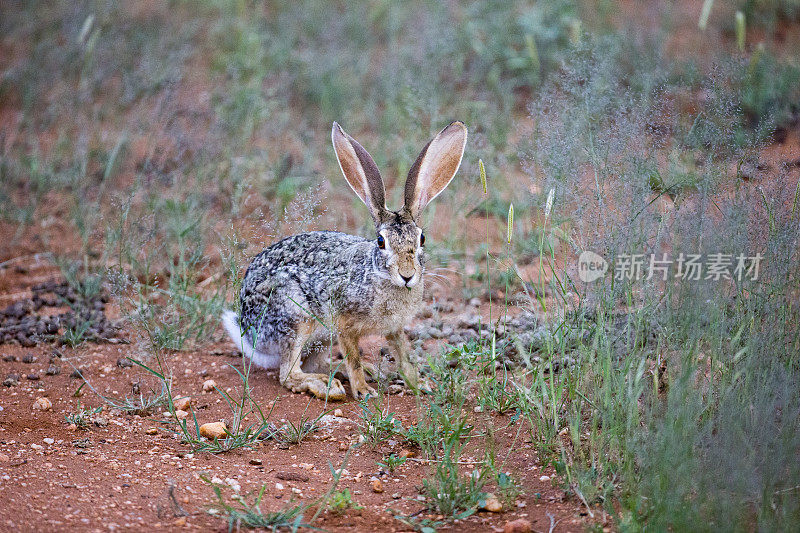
[204,479,309,532]
[327,489,362,515]
[62,319,92,348]
[421,431,488,520]
[64,401,102,428]
[378,454,408,474]
[357,397,403,446]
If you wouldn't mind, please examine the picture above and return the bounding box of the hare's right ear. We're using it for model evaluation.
[403,121,467,221]
[332,122,388,225]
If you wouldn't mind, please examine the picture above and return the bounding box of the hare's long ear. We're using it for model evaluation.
[403,121,467,220]
[332,122,388,225]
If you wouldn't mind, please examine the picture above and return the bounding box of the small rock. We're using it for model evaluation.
[26,373,40,381]
[338,441,349,451]
[175,410,189,420]
[539,475,551,482]
[43,438,54,445]
[275,482,284,490]
[202,379,217,392]
[146,428,158,435]
[398,449,417,459]
[387,384,404,395]
[391,492,401,499]
[249,458,262,466]
[33,397,52,411]
[70,369,84,379]
[173,517,186,527]
[45,365,61,376]
[173,397,192,411]
[92,416,108,427]
[469,297,482,307]
[0,453,9,462]
[30,443,43,451]
[3,373,20,387]
[371,479,384,493]
[299,462,313,470]
[2,354,18,362]
[199,421,227,440]
[22,354,36,364]
[481,493,503,513]
[504,518,533,533]
[333,408,344,417]
[116,357,133,368]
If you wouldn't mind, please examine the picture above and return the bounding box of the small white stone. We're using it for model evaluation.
[275,483,284,490]
[43,438,54,445]
[539,475,551,482]
[32,397,52,411]
[202,379,217,392]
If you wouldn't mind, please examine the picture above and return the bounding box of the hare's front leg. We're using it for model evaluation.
[338,334,376,399]
[387,330,419,389]
[280,322,346,401]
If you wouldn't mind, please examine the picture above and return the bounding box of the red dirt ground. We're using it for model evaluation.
[0,254,601,532]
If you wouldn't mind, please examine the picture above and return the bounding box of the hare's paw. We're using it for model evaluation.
[288,373,347,401]
[351,381,377,400]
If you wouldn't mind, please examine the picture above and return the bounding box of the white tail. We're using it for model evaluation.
[221,309,280,369]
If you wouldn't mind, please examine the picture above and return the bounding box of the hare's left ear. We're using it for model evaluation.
[403,121,467,220]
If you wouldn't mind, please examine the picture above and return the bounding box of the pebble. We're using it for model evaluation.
[398,449,416,459]
[146,428,158,435]
[371,479,384,493]
[43,438,54,445]
[539,475,551,482]
[275,483,284,490]
[3,373,19,387]
[202,379,217,392]
[45,365,61,375]
[175,410,189,420]
[31,443,43,451]
[0,453,9,462]
[249,458,262,466]
[333,408,343,417]
[391,492,401,499]
[173,517,186,527]
[33,397,52,411]
[199,421,227,440]
[504,518,533,533]
[22,354,36,364]
[116,357,133,368]
[26,373,40,381]
[338,442,349,451]
[481,493,503,513]
[173,397,192,411]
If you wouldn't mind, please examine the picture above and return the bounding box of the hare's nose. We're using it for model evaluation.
[400,273,413,284]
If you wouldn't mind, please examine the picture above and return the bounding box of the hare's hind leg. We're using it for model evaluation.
[280,321,346,401]
[338,333,376,399]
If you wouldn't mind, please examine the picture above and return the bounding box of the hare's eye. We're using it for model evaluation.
[420,232,425,246]
[377,234,385,249]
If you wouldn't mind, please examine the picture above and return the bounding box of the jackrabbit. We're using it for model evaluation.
[222,121,467,399]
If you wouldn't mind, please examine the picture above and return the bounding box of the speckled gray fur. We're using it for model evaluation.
[239,225,425,352]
